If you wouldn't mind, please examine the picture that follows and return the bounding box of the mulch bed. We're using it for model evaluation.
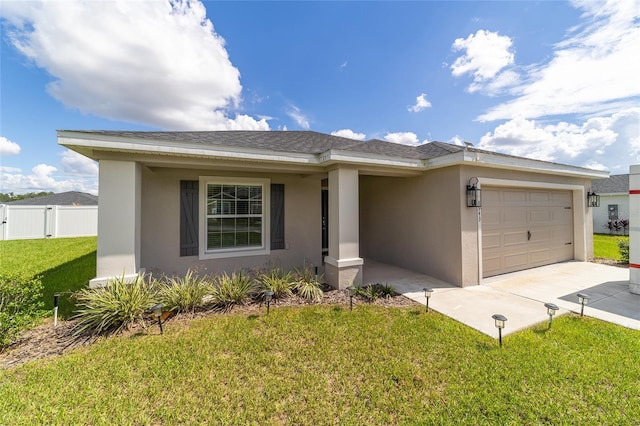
[0,288,419,369]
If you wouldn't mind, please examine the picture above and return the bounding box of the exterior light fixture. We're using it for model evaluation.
[587,191,600,207]
[422,287,433,313]
[150,303,164,334]
[466,177,482,207]
[264,290,274,315]
[53,293,60,328]
[544,302,559,329]
[346,286,355,311]
[577,293,591,317]
[492,314,507,347]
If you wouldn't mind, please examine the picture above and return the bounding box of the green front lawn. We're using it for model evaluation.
[1,307,639,424]
[0,237,96,318]
[594,233,629,261]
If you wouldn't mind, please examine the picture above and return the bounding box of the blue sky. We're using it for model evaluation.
[1,0,638,194]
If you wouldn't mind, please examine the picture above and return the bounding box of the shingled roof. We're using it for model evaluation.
[5,191,98,206]
[59,130,605,176]
[592,174,629,194]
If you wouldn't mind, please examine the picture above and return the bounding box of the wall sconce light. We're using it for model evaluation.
[346,286,355,311]
[492,314,507,347]
[544,302,559,329]
[264,290,274,315]
[587,191,600,207]
[466,177,482,207]
[150,303,164,334]
[577,293,591,317]
[422,287,433,313]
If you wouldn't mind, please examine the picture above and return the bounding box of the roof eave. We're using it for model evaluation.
[423,151,609,179]
[58,132,320,166]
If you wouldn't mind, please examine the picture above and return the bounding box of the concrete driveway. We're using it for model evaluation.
[364,260,634,337]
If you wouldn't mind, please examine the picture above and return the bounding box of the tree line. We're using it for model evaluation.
[0,192,54,202]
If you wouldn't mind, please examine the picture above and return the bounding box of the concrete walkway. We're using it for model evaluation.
[364,260,635,337]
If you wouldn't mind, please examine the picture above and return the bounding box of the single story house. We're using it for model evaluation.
[58,130,608,289]
[591,174,629,234]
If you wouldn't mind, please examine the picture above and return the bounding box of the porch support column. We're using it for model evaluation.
[324,167,363,289]
[90,160,142,287]
[630,165,640,294]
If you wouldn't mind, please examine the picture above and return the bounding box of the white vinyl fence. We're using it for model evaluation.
[0,204,98,240]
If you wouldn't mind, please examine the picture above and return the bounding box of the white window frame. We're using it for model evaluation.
[199,176,271,259]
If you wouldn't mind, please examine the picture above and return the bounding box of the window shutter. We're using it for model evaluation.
[180,180,199,256]
[270,184,285,250]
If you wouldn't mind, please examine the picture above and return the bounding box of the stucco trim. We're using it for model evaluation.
[324,256,364,268]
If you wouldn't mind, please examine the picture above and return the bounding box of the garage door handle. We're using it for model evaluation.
[527,230,531,241]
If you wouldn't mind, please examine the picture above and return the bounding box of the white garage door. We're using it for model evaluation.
[482,187,573,278]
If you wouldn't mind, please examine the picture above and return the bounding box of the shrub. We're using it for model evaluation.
[72,273,156,336]
[157,270,212,314]
[353,283,396,302]
[257,267,294,299]
[211,271,257,310]
[0,273,44,347]
[618,239,629,264]
[293,265,323,301]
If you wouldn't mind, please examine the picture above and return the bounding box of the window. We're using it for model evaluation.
[608,204,618,221]
[199,177,270,259]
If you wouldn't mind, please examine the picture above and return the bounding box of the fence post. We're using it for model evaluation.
[630,165,640,294]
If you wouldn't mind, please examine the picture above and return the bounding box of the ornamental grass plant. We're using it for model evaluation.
[211,271,257,310]
[257,266,295,299]
[72,274,156,336]
[156,269,212,314]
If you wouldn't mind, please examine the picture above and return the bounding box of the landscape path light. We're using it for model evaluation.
[422,287,433,313]
[150,303,164,335]
[544,302,559,329]
[345,286,355,311]
[264,290,275,315]
[53,293,60,328]
[577,293,591,317]
[492,314,507,348]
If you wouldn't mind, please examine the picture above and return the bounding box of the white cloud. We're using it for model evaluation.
[478,1,640,121]
[383,132,422,146]
[1,0,268,130]
[0,163,98,195]
[331,129,366,140]
[287,105,310,130]
[59,150,98,176]
[408,93,432,112]
[478,107,640,172]
[451,30,516,94]
[0,137,21,155]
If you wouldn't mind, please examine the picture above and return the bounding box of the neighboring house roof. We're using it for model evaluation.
[592,174,629,194]
[4,191,98,206]
[58,130,608,179]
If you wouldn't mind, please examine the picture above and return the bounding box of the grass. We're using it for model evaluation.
[0,237,96,318]
[1,307,640,424]
[594,233,629,261]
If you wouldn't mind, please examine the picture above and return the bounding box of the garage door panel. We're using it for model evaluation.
[502,210,527,226]
[529,249,551,264]
[503,190,527,203]
[503,252,529,269]
[529,191,552,203]
[529,210,553,223]
[482,187,573,278]
[483,210,500,226]
[483,233,501,249]
[503,231,527,246]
